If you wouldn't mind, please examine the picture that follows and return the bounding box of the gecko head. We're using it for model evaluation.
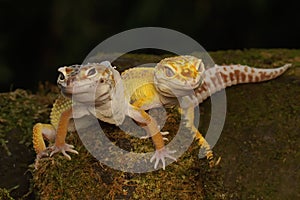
[57,62,119,103]
[154,55,205,97]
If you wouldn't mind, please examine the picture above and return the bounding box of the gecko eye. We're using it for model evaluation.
[58,72,65,81]
[86,68,97,77]
[164,66,175,77]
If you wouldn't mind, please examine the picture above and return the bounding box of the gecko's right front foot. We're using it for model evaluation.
[48,143,78,160]
[150,147,177,170]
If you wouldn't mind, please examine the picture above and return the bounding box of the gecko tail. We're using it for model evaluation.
[195,63,292,103]
[216,63,292,86]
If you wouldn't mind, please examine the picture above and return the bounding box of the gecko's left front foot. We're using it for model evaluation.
[36,149,50,159]
[48,143,78,160]
[150,147,177,170]
[34,150,50,169]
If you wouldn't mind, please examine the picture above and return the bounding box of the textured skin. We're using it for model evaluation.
[154,55,205,97]
[33,56,291,169]
[32,96,72,152]
[195,64,292,103]
[32,95,74,165]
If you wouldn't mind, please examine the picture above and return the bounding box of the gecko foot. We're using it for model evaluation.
[150,147,177,170]
[199,147,221,167]
[34,150,50,169]
[37,150,49,159]
[48,143,78,160]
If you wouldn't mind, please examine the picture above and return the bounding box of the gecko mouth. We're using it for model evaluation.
[60,82,111,103]
[60,80,99,93]
[60,86,89,96]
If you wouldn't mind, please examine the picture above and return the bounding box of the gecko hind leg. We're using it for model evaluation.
[32,123,56,169]
[32,123,56,158]
[48,108,78,160]
[194,130,221,167]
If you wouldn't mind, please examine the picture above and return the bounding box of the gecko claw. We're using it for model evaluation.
[36,150,49,159]
[161,131,169,135]
[150,147,177,170]
[48,143,78,160]
[157,125,169,136]
[34,151,50,169]
[140,135,150,139]
[140,131,169,140]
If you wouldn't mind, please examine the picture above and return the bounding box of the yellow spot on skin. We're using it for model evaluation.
[170,64,177,71]
[33,95,73,156]
[32,123,47,153]
[130,83,157,107]
[50,96,72,128]
[180,65,198,79]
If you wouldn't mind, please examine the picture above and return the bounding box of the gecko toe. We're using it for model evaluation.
[48,143,78,160]
[150,147,177,170]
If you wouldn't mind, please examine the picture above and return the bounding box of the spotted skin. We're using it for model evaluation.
[195,64,292,103]
[154,55,205,97]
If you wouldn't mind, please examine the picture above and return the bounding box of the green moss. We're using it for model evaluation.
[0,86,59,199]
[0,188,14,200]
[210,48,300,66]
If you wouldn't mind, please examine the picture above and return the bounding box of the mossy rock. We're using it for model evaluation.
[0,188,14,200]
[0,49,299,199]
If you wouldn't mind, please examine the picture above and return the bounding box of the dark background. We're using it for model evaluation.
[0,0,299,92]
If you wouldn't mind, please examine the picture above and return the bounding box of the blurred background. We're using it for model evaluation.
[0,0,299,92]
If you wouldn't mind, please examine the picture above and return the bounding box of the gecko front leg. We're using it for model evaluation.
[128,102,176,170]
[140,113,176,169]
[48,107,78,160]
[32,107,78,168]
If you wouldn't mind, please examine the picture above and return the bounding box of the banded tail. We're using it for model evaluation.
[195,64,292,103]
